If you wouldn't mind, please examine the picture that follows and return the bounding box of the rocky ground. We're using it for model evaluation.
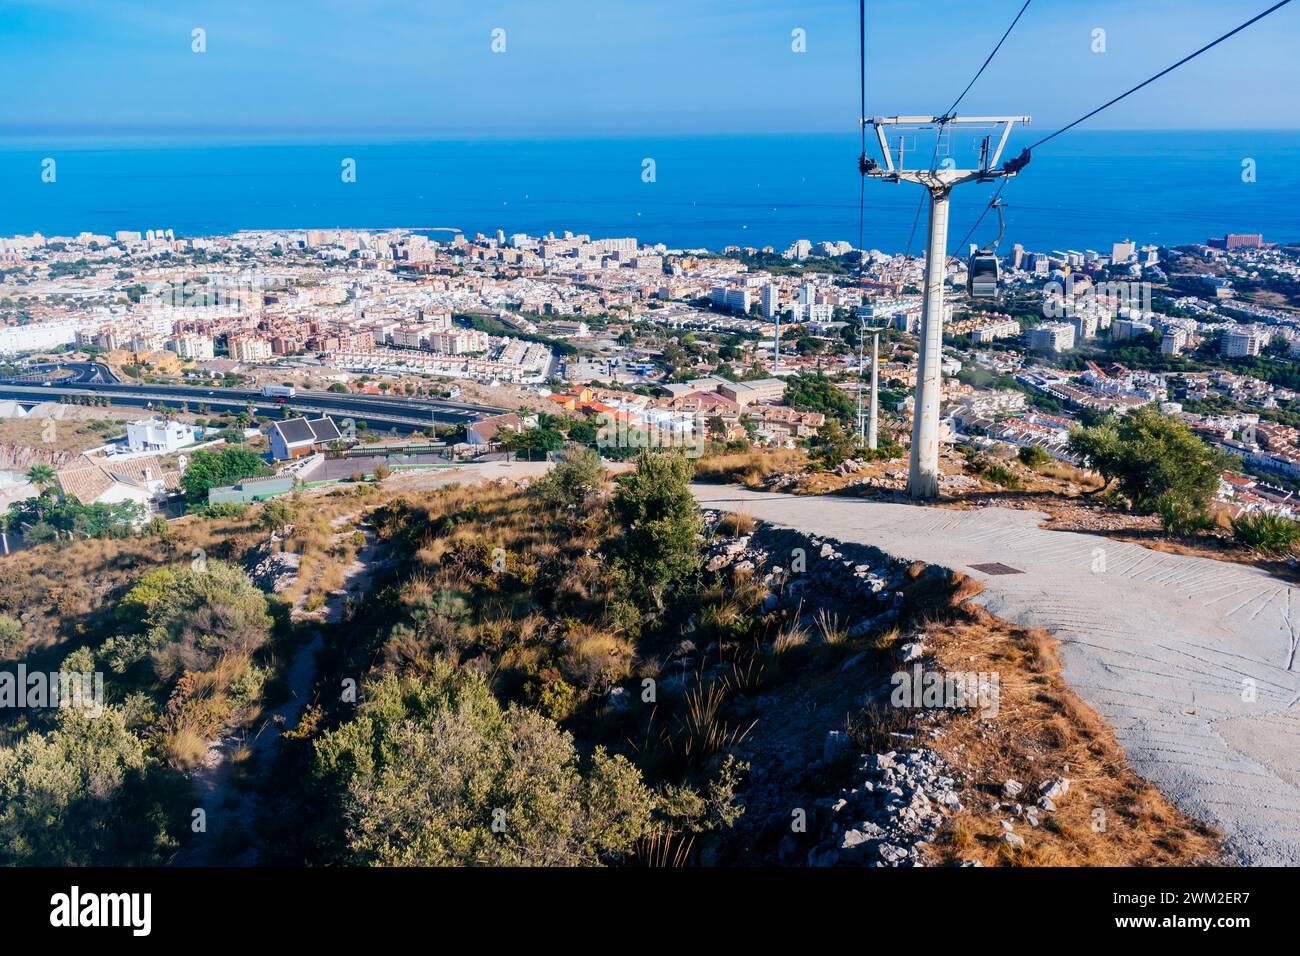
[696,501,1226,866]
[700,511,987,866]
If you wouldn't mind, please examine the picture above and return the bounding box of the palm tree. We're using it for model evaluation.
[25,464,57,494]
[24,464,59,523]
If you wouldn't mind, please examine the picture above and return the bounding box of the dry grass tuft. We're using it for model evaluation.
[715,511,756,537]
[693,448,807,488]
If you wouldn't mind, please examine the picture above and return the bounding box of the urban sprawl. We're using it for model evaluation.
[2,223,1300,518]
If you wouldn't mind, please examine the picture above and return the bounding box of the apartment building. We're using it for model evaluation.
[1221,326,1270,358]
[1027,323,1076,353]
[229,336,273,362]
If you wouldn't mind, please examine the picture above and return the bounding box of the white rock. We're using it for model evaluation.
[878,842,909,863]
[899,642,925,662]
[1039,776,1070,801]
[1001,779,1024,800]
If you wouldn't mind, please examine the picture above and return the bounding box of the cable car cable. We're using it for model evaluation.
[956,0,1294,250]
[1026,0,1293,152]
[900,0,1035,257]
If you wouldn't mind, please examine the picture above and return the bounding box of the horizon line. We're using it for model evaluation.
[2,125,1299,150]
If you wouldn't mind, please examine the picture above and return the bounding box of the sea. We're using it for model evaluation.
[1,130,1297,255]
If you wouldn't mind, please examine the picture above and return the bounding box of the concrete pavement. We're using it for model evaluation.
[694,485,1300,865]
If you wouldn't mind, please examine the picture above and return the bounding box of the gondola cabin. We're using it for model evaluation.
[967,251,1000,298]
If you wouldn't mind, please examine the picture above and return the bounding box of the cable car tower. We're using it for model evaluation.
[861,115,1031,499]
[854,310,890,450]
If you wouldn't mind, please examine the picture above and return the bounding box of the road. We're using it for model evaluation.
[693,485,1300,866]
[0,379,505,432]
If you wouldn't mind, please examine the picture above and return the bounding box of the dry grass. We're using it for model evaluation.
[632,826,696,867]
[814,608,849,646]
[0,412,131,456]
[920,600,1222,866]
[0,509,265,658]
[160,727,210,770]
[715,511,756,537]
[693,448,807,488]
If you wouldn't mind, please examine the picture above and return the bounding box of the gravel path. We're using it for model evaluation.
[693,485,1300,866]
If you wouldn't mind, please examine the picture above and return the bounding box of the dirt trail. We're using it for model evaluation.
[171,517,387,866]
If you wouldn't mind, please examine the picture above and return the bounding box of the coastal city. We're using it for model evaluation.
[2,223,1299,518]
[4,0,1299,932]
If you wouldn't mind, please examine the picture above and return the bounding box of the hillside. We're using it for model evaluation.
[0,452,1220,867]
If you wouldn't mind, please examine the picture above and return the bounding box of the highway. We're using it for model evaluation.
[0,378,506,432]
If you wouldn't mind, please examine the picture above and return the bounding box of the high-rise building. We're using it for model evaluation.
[1221,326,1269,357]
[1027,323,1076,353]
[1161,327,1189,355]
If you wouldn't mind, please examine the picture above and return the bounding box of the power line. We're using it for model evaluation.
[858,0,867,259]
[1029,0,1293,150]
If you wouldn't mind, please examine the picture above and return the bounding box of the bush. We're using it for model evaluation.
[181,447,271,504]
[808,420,856,471]
[260,498,294,532]
[0,707,185,865]
[609,451,703,612]
[146,562,275,681]
[531,448,605,512]
[1230,511,1300,556]
[1068,407,1228,514]
[0,615,25,656]
[1017,445,1052,468]
[196,502,246,519]
[312,666,653,865]
[982,464,1022,489]
[1157,495,1214,537]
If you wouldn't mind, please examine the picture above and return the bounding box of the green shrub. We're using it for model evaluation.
[609,451,702,612]
[1017,445,1052,468]
[1230,511,1300,555]
[312,666,653,865]
[0,615,24,656]
[531,447,605,511]
[1068,407,1228,514]
[982,464,1022,489]
[196,502,246,519]
[1157,495,1214,537]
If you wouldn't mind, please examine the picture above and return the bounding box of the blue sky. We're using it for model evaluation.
[2,0,1298,141]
